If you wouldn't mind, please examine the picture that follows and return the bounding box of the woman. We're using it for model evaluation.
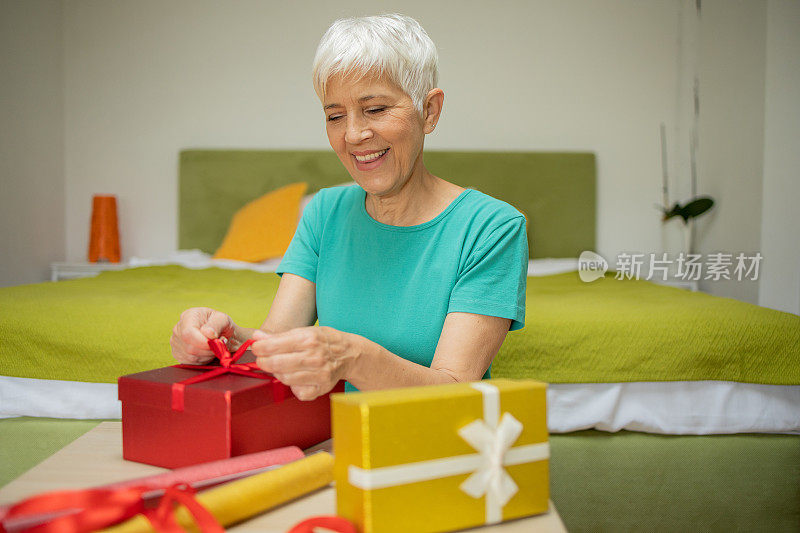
[170,14,528,400]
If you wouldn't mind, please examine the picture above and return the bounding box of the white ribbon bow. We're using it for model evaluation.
[458,411,524,515]
[456,382,526,524]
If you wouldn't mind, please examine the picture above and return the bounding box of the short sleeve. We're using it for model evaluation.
[448,216,528,331]
[276,191,323,283]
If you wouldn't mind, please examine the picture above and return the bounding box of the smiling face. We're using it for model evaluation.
[322,73,431,198]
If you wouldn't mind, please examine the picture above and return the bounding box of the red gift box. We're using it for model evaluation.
[119,340,343,468]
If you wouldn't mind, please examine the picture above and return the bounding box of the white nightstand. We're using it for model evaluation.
[650,277,700,292]
[50,262,129,281]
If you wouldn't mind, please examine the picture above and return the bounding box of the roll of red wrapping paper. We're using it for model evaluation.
[0,446,304,530]
[104,452,335,533]
[103,446,305,493]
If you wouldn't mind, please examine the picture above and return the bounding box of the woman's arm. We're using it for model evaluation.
[229,273,318,345]
[170,273,317,362]
[347,312,510,390]
[262,273,318,332]
[250,312,511,399]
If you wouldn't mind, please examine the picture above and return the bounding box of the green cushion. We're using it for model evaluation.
[178,150,596,259]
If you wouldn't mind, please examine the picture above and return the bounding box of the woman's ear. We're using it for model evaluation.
[423,89,444,134]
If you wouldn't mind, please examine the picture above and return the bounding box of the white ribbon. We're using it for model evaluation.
[458,382,523,524]
[458,411,523,522]
[347,382,549,525]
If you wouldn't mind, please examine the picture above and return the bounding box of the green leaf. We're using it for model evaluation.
[679,197,715,220]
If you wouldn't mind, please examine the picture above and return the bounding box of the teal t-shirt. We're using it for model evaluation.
[276,184,528,388]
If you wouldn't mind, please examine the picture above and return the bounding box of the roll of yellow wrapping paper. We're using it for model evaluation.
[103,452,333,533]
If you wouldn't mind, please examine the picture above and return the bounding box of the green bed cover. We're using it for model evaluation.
[1,419,798,532]
[1,266,798,385]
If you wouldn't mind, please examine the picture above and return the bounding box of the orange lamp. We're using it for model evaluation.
[88,195,121,263]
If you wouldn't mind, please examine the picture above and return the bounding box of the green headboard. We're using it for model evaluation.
[179,150,596,259]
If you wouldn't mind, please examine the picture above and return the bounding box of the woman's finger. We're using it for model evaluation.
[251,329,312,356]
[201,311,234,340]
[255,352,308,374]
[170,332,214,364]
[181,353,214,364]
[272,370,331,388]
[290,384,322,402]
[180,321,214,350]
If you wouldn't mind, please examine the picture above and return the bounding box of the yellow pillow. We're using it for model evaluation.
[213,182,308,262]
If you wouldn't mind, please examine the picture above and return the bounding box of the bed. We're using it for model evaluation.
[1,150,798,532]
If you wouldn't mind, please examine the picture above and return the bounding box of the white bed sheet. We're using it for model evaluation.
[127,250,579,277]
[2,375,798,435]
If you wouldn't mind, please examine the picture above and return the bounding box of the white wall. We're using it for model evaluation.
[695,0,766,304]
[62,0,679,269]
[759,0,800,315]
[0,0,65,287]
[3,0,794,308]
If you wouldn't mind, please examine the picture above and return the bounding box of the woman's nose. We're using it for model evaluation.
[344,115,373,144]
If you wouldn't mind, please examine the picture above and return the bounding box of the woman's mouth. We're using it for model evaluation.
[353,148,389,171]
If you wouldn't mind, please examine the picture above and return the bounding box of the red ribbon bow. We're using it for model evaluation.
[0,483,222,533]
[171,338,289,411]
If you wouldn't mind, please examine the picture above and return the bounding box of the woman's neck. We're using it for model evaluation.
[365,169,464,226]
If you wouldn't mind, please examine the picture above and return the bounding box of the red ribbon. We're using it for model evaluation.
[144,484,223,533]
[287,516,357,533]
[0,483,222,533]
[171,338,289,411]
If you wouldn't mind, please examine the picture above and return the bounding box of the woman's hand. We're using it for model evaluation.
[251,326,358,401]
[170,307,237,365]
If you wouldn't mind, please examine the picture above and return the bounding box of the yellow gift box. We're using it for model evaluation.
[332,379,549,533]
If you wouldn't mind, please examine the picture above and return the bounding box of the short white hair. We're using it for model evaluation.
[312,14,439,113]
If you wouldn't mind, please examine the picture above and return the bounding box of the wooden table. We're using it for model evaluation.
[0,423,566,532]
